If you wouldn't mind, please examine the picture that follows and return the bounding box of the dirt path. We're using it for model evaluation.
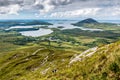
[32,48,44,55]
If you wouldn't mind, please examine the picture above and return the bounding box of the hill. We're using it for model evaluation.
[73,18,99,26]
[0,41,120,80]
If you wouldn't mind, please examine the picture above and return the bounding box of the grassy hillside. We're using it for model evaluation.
[0,41,120,80]
[0,19,120,80]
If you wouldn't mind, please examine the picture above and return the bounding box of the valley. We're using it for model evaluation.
[0,18,120,80]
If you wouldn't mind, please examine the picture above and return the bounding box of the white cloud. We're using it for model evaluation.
[33,0,74,14]
[39,0,55,14]
[0,4,21,15]
[111,8,120,16]
[0,0,120,19]
[49,8,101,18]
[8,4,21,15]
[95,7,120,17]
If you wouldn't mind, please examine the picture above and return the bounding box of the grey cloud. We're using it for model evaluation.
[0,0,10,6]
[0,0,119,7]
[32,0,76,13]
[0,0,22,6]
[33,4,44,10]
[49,0,73,6]
[0,0,120,15]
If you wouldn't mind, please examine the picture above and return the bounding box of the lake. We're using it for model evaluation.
[19,28,53,37]
[5,20,108,37]
[48,20,103,31]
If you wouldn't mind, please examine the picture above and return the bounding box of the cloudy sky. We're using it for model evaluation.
[0,0,120,20]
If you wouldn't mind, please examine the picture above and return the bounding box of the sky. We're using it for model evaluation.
[0,0,120,20]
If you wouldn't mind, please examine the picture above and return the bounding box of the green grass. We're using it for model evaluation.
[0,45,78,80]
[84,23,120,33]
[0,41,119,80]
[0,23,120,80]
